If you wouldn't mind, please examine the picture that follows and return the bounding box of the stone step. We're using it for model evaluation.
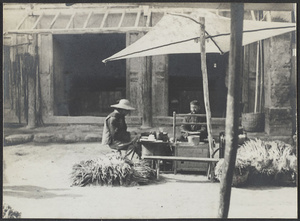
[4,134,34,145]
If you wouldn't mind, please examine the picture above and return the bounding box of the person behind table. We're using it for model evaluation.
[180,100,208,142]
[102,99,141,159]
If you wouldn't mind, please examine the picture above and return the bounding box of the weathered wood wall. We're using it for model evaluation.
[242,43,257,113]
[38,33,54,118]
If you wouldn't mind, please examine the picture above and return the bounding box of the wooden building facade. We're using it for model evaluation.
[3,3,296,142]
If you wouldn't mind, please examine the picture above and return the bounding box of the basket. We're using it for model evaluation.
[232,169,249,187]
[242,113,265,132]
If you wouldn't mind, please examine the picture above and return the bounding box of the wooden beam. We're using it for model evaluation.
[27,34,37,128]
[254,41,260,113]
[100,10,109,28]
[16,14,28,30]
[141,55,153,128]
[146,10,152,27]
[7,27,152,34]
[134,11,141,27]
[83,11,93,28]
[66,12,76,29]
[142,156,219,162]
[242,46,249,113]
[49,12,60,29]
[218,3,244,218]
[32,13,44,29]
[140,11,152,129]
[176,113,206,117]
[173,111,177,143]
[118,11,125,28]
[199,16,215,182]
[199,17,213,159]
[258,11,264,113]
[135,3,293,11]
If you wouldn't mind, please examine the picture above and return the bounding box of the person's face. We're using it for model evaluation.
[190,104,200,114]
[119,109,130,116]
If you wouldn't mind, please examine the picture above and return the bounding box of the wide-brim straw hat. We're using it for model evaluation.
[111,99,135,110]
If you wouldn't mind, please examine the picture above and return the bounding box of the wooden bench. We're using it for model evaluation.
[142,155,219,181]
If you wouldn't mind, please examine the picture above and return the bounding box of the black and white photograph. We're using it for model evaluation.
[2,2,298,219]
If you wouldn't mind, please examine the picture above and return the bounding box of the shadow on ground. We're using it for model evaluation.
[3,185,81,199]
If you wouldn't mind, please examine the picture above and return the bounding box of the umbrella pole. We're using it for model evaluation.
[199,17,214,180]
[218,3,244,218]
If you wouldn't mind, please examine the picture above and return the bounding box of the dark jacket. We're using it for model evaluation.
[181,113,208,139]
[102,110,131,146]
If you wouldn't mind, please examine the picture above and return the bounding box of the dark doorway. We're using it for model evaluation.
[53,34,126,116]
[168,53,228,117]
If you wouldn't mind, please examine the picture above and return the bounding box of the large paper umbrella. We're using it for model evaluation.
[102,9,295,63]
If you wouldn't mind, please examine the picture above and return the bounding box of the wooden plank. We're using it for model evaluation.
[242,45,249,113]
[32,13,44,29]
[83,11,93,28]
[176,113,206,117]
[134,11,141,27]
[258,11,264,113]
[141,55,152,128]
[146,10,151,27]
[8,27,151,34]
[49,12,60,29]
[126,32,144,117]
[152,55,169,116]
[66,12,76,29]
[218,3,244,219]
[254,41,260,113]
[140,11,152,128]
[16,14,28,30]
[27,34,37,128]
[38,33,54,118]
[136,3,293,11]
[175,122,207,126]
[142,155,219,162]
[173,111,177,143]
[100,10,109,28]
[118,11,125,28]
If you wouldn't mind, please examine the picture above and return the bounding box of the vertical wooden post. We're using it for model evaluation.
[291,5,296,134]
[141,13,152,128]
[254,41,260,113]
[141,55,152,128]
[218,3,244,218]
[259,40,264,112]
[27,34,37,128]
[173,111,177,143]
[199,17,215,181]
[156,159,160,179]
[258,11,264,113]
[199,17,213,159]
[10,35,18,111]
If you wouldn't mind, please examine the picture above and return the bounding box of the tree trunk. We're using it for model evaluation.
[218,3,244,218]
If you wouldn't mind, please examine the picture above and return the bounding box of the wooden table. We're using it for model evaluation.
[173,142,210,173]
[139,139,172,170]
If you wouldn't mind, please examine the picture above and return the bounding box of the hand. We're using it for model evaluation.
[131,135,140,143]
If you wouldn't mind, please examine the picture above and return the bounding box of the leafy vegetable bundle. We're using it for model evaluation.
[71,152,156,187]
[2,204,21,219]
[215,139,297,186]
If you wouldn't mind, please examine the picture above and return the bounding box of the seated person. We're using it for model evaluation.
[102,99,141,159]
[180,100,208,142]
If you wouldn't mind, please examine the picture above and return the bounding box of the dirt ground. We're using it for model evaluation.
[3,142,298,219]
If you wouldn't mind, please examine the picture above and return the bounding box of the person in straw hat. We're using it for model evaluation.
[102,99,141,159]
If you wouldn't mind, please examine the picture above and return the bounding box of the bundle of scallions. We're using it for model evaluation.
[71,152,156,187]
[214,139,297,186]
